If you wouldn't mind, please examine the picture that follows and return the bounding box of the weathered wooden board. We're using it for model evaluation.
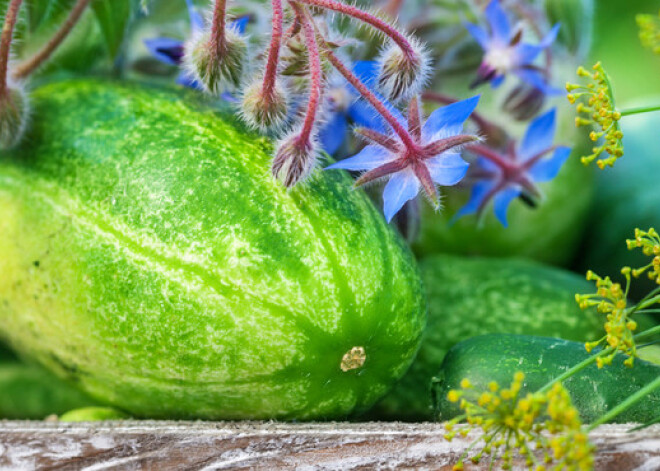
[0,421,659,470]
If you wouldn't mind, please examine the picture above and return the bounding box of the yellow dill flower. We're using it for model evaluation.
[444,374,594,470]
[637,11,660,54]
[566,62,623,169]
[627,228,660,285]
[576,269,638,367]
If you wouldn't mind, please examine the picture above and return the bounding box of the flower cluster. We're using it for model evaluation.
[637,11,660,54]
[627,228,660,285]
[445,373,593,471]
[465,0,560,95]
[566,62,623,169]
[455,108,571,227]
[576,270,637,367]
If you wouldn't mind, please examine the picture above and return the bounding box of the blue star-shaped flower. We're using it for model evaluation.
[144,0,248,90]
[455,108,571,227]
[319,61,390,155]
[465,0,560,95]
[327,95,480,222]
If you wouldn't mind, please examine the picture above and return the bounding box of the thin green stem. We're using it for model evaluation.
[587,375,660,431]
[620,104,660,117]
[536,347,612,394]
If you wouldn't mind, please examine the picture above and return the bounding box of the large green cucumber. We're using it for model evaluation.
[0,80,426,420]
[433,334,660,423]
[367,255,621,421]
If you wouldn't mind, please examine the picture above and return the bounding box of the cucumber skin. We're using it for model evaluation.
[0,80,426,420]
[433,334,660,424]
[367,255,609,421]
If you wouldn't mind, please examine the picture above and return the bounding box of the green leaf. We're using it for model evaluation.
[90,0,138,59]
[26,0,77,33]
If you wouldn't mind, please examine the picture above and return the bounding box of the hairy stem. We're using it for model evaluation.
[262,0,284,97]
[12,0,90,80]
[296,0,416,61]
[0,0,23,95]
[323,48,415,149]
[210,0,227,53]
[291,3,322,143]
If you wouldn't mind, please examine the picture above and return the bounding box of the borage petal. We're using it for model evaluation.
[454,180,495,219]
[493,186,521,227]
[423,95,480,139]
[348,100,387,133]
[383,169,421,222]
[519,108,556,160]
[528,146,571,182]
[319,113,348,155]
[485,0,511,44]
[465,22,490,49]
[325,145,392,171]
[515,69,562,96]
[144,37,184,66]
[426,153,469,186]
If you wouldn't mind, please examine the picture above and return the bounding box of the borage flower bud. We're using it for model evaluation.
[272,130,318,188]
[241,79,290,132]
[184,22,247,94]
[503,83,546,121]
[376,36,430,102]
[0,81,29,150]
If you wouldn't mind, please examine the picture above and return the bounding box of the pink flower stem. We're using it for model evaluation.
[385,0,404,18]
[466,143,516,173]
[0,0,23,96]
[12,0,90,80]
[422,91,506,140]
[290,3,322,143]
[262,0,284,97]
[521,145,557,170]
[295,0,416,61]
[210,0,227,53]
[323,48,416,150]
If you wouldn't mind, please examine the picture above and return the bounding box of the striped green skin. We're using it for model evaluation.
[0,80,426,420]
[432,334,660,423]
[367,255,609,421]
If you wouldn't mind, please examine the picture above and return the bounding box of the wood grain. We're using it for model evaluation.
[0,421,659,470]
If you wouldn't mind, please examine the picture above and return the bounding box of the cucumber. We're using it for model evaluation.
[432,334,660,423]
[0,362,98,419]
[0,80,426,420]
[367,255,611,421]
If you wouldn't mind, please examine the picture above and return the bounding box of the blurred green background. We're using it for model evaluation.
[594,0,660,102]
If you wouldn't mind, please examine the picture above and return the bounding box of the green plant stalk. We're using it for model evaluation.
[620,105,660,117]
[587,375,660,431]
[535,324,660,394]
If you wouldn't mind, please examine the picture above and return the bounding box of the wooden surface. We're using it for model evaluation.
[0,421,659,470]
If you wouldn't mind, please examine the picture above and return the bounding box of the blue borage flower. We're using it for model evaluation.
[319,61,391,155]
[327,95,480,223]
[455,108,571,227]
[465,0,560,95]
[144,0,248,90]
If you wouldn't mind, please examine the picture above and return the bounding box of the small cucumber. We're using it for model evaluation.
[367,255,615,421]
[432,334,660,423]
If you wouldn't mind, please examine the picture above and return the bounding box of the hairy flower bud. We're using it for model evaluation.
[377,37,430,102]
[0,82,29,150]
[184,24,248,94]
[503,84,546,121]
[241,79,290,132]
[272,131,318,188]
